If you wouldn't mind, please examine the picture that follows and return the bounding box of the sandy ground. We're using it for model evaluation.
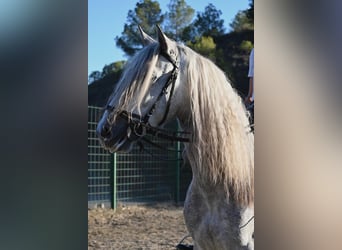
[88,203,193,250]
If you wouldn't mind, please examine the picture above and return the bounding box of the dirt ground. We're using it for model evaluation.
[88,203,193,250]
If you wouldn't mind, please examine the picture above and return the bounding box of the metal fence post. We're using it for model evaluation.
[112,153,117,210]
[175,141,181,204]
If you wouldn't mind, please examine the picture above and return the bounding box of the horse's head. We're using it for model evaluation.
[97,26,184,153]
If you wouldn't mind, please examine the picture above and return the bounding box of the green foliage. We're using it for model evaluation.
[101,60,126,78]
[240,40,253,52]
[88,70,122,106]
[164,0,195,41]
[88,71,101,84]
[230,10,253,32]
[88,61,126,85]
[215,30,254,96]
[187,36,216,61]
[115,0,164,56]
[225,1,253,94]
[179,25,196,42]
[246,0,254,20]
[112,61,126,73]
[193,3,225,38]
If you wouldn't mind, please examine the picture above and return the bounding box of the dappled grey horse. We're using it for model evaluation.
[97,26,254,250]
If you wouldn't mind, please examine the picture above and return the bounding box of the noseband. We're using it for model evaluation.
[106,49,191,143]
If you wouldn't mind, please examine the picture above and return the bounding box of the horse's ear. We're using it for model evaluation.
[156,25,172,53]
[138,25,156,46]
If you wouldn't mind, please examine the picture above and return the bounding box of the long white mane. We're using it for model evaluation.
[107,43,160,120]
[183,46,254,206]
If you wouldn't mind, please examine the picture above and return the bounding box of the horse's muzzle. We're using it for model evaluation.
[96,113,133,152]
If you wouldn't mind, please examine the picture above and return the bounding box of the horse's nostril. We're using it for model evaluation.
[101,124,111,137]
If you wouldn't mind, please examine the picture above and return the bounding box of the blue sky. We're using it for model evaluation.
[88,0,250,75]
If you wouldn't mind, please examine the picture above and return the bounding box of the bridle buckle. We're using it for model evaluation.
[132,123,146,137]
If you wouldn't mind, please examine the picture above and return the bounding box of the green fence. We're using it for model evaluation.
[88,106,192,209]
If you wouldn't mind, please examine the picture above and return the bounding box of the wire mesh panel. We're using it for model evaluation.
[116,136,180,203]
[88,106,113,208]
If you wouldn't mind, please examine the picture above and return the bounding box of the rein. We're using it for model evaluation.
[118,110,191,143]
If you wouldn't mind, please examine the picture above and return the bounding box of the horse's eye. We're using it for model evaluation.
[151,75,157,82]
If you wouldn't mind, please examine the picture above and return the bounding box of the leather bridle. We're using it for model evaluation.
[105,49,191,143]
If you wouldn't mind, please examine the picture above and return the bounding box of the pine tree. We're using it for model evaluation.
[164,0,194,41]
[115,0,164,57]
[193,3,225,37]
